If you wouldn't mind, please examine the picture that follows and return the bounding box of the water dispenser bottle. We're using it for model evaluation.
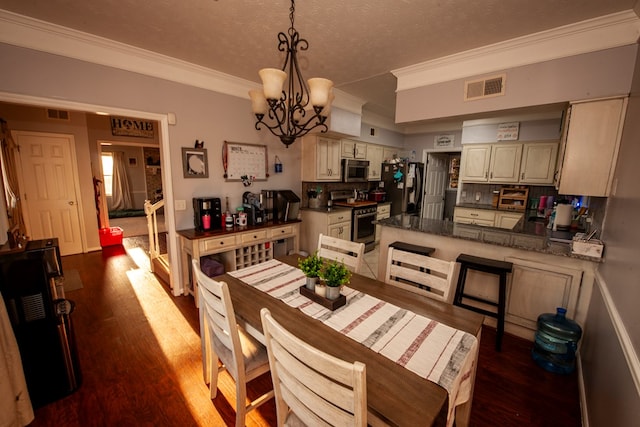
[532,307,582,374]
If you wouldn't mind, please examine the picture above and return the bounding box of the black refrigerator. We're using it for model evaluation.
[380,161,425,216]
[0,238,81,408]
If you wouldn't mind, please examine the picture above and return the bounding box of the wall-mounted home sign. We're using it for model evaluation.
[497,122,520,141]
[434,134,455,148]
[111,116,155,138]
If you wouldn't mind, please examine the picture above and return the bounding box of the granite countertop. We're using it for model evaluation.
[377,214,602,262]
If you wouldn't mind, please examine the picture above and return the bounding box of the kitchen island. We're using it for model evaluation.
[377,214,600,340]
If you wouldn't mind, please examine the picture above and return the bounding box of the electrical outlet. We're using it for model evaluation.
[475,192,481,201]
[461,191,467,198]
[175,199,186,210]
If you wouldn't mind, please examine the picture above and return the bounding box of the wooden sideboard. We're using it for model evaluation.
[178,221,300,306]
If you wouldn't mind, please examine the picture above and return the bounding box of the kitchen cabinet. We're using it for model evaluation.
[454,207,522,230]
[557,97,627,196]
[459,144,492,182]
[383,146,398,162]
[341,139,367,159]
[301,135,342,181]
[494,212,523,230]
[453,207,496,227]
[504,257,582,331]
[366,144,384,180]
[520,141,559,184]
[461,141,558,185]
[300,209,351,253]
[488,143,522,182]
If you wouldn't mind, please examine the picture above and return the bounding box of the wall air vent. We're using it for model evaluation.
[46,108,70,121]
[464,74,506,101]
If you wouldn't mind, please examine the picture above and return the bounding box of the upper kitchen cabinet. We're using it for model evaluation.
[459,144,492,182]
[461,141,559,185]
[557,97,627,196]
[341,139,367,159]
[366,144,384,180]
[383,146,398,162]
[301,135,342,181]
[460,143,521,183]
[520,141,559,184]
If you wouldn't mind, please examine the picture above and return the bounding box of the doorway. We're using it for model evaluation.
[13,131,85,256]
[421,151,461,221]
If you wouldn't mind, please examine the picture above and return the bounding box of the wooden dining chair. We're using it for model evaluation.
[317,233,365,273]
[260,308,367,427]
[192,259,274,427]
[385,247,460,303]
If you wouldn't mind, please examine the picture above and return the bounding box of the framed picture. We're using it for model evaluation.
[128,157,138,167]
[182,147,208,178]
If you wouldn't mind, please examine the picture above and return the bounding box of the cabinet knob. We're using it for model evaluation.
[521,172,525,180]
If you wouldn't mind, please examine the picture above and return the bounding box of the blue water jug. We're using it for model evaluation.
[532,307,582,374]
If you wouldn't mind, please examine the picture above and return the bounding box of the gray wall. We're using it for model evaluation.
[580,44,640,426]
[396,45,637,123]
[0,42,304,237]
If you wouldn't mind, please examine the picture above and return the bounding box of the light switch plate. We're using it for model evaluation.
[175,199,186,210]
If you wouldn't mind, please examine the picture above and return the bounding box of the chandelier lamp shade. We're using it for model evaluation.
[249,0,334,148]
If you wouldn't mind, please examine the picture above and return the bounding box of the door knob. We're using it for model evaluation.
[68,201,75,205]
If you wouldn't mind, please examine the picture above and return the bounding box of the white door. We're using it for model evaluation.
[422,153,448,219]
[14,131,84,256]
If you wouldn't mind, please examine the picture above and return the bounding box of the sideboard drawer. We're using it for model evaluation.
[201,236,237,252]
[270,225,294,238]
[241,230,269,243]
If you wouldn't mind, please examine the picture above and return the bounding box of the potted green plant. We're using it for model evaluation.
[298,251,323,290]
[320,259,351,300]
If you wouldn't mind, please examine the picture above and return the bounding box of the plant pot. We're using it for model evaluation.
[308,198,321,209]
[305,276,318,291]
[315,282,327,297]
[325,285,342,300]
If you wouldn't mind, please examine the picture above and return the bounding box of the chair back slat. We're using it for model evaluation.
[317,234,365,274]
[261,308,367,427]
[385,248,460,303]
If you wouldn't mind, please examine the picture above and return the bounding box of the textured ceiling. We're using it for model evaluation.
[0,0,637,120]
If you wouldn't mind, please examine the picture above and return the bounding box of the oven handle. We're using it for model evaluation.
[354,212,377,219]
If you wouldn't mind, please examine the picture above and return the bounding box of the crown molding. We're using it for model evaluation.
[393,10,640,91]
[0,9,257,99]
[0,9,367,115]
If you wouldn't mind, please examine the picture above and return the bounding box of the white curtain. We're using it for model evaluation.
[109,151,133,211]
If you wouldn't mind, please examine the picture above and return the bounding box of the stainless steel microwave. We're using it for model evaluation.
[342,159,369,182]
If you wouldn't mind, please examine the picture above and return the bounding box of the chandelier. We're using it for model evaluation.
[249,0,334,148]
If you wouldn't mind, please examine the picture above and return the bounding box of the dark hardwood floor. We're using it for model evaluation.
[27,240,581,426]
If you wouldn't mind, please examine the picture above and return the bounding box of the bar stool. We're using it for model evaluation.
[453,254,512,351]
[389,241,435,257]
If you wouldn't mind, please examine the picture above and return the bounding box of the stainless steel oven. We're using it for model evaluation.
[353,205,377,252]
[331,190,377,253]
[342,159,369,182]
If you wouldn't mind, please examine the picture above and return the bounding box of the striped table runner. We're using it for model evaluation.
[229,259,478,426]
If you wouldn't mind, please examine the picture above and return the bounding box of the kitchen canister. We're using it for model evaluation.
[532,307,582,374]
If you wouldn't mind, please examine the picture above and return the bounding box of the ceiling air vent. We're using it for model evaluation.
[46,108,70,121]
[464,74,506,101]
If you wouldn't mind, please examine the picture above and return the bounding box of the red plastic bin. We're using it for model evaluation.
[99,227,123,247]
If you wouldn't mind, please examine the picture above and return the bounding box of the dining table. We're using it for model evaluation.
[218,254,484,427]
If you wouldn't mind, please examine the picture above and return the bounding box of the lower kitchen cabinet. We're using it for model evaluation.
[453,207,495,226]
[494,211,523,229]
[505,257,582,332]
[300,209,352,254]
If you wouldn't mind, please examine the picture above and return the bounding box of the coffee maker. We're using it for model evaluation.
[193,197,221,231]
[242,192,266,226]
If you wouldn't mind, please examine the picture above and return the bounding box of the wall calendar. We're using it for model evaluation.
[222,141,269,182]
